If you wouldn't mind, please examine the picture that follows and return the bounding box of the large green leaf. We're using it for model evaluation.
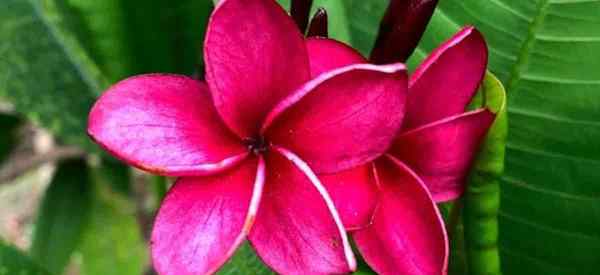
[0,0,106,152]
[0,241,51,275]
[341,0,387,56]
[30,159,92,274]
[60,0,213,79]
[77,167,148,275]
[53,0,134,81]
[341,1,600,274]
[120,0,213,75]
[217,242,273,275]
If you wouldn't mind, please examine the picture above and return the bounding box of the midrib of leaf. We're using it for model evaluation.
[0,0,107,152]
[29,0,104,96]
[505,0,550,95]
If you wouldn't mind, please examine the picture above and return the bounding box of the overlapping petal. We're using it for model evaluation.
[263,63,408,174]
[249,147,355,274]
[151,158,266,275]
[404,27,488,130]
[306,38,366,77]
[88,74,247,176]
[353,156,448,275]
[389,109,495,202]
[205,0,310,137]
[320,164,379,230]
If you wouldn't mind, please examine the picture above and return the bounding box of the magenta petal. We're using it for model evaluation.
[205,0,310,137]
[390,109,495,202]
[306,37,367,77]
[404,27,488,130]
[320,164,379,230]
[353,156,448,275]
[249,147,356,274]
[88,74,247,176]
[151,157,266,275]
[263,63,407,174]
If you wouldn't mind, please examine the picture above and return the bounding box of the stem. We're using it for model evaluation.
[0,146,85,183]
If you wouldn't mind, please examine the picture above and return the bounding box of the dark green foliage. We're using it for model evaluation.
[0,241,51,275]
[30,159,92,274]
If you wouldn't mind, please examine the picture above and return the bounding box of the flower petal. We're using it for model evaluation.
[88,74,247,176]
[306,37,366,77]
[151,157,266,275]
[263,63,407,174]
[249,147,356,274]
[353,155,448,275]
[404,27,488,130]
[390,109,495,202]
[205,0,310,138]
[320,164,379,230]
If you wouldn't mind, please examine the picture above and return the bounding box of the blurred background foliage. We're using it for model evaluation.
[0,0,598,274]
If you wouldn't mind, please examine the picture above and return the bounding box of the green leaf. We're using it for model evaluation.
[59,0,213,78]
[340,0,387,56]
[120,0,213,75]
[0,0,107,152]
[463,73,508,275]
[0,114,21,164]
[0,241,51,275]
[30,159,93,275]
[343,1,600,274]
[52,0,135,81]
[217,242,273,275]
[77,169,147,275]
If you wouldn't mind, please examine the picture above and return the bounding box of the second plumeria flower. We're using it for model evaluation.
[87,0,408,274]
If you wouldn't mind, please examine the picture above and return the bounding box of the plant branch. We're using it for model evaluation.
[0,146,85,183]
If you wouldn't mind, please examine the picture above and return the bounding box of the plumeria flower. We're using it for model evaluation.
[87,0,408,274]
[308,27,494,275]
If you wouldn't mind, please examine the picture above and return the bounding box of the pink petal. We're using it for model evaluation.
[263,63,407,174]
[204,0,310,138]
[249,147,356,274]
[306,37,366,77]
[353,155,448,275]
[320,164,379,231]
[151,157,266,275]
[390,109,495,202]
[404,27,488,130]
[88,74,247,176]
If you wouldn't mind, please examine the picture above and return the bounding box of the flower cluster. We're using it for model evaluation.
[87,0,494,274]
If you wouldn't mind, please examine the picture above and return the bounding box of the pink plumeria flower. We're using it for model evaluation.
[87,0,408,274]
[308,27,494,275]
